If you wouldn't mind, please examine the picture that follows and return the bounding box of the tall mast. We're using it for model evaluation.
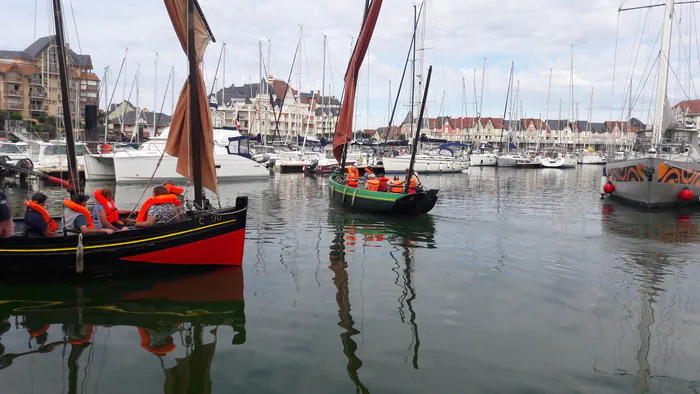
[321,34,327,138]
[154,51,158,137]
[417,0,427,107]
[410,5,417,137]
[103,65,109,141]
[478,57,486,130]
[297,25,303,141]
[545,68,552,147]
[258,40,263,141]
[170,65,175,117]
[388,80,392,127]
[135,62,140,145]
[499,62,514,154]
[51,0,79,190]
[570,44,574,149]
[461,76,466,141]
[652,0,675,146]
[404,66,433,193]
[587,87,594,144]
[222,43,226,108]
[188,0,203,206]
[120,48,128,139]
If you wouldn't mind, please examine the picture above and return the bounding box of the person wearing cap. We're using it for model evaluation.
[63,193,114,236]
[364,173,380,191]
[24,192,58,237]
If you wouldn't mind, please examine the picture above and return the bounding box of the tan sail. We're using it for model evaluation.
[163,0,217,193]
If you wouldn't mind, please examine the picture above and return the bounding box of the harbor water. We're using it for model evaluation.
[2,165,700,393]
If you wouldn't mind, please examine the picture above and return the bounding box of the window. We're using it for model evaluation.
[87,80,98,86]
[0,144,21,154]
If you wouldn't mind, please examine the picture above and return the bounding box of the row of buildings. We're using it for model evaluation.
[209,76,341,142]
[0,36,100,128]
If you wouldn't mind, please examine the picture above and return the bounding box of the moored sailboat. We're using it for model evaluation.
[0,0,248,276]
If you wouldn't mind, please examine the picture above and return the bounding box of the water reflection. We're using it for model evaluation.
[600,206,700,392]
[328,212,436,392]
[0,268,245,393]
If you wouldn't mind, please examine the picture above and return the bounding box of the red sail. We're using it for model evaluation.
[333,0,383,163]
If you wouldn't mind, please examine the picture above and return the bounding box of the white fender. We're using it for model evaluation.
[600,176,608,195]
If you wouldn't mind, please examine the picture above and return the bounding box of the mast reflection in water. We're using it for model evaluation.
[328,211,436,392]
[0,268,245,393]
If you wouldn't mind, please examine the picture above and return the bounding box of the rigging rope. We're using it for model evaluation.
[124,69,173,221]
[67,0,82,54]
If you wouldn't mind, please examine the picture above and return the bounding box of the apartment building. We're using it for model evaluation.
[0,36,99,128]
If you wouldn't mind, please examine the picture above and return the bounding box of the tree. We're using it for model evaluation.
[9,113,23,121]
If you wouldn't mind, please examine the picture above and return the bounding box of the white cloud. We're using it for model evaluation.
[2,0,698,127]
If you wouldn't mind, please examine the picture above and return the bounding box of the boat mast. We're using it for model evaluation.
[570,44,574,151]
[587,87,594,148]
[498,62,514,154]
[297,25,303,143]
[404,65,433,194]
[154,51,158,137]
[51,0,79,190]
[103,65,109,141]
[652,0,675,147]
[222,43,226,109]
[188,0,203,206]
[478,58,486,129]
[544,68,552,149]
[321,34,327,139]
[121,48,128,139]
[258,40,263,142]
[410,4,417,139]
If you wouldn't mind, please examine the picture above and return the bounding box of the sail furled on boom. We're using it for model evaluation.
[163,0,217,193]
[332,0,384,163]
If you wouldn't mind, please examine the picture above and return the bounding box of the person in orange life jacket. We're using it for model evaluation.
[137,327,177,355]
[163,180,185,196]
[389,176,406,193]
[135,186,183,228]
[24,192,58,237]
[365,173,380,191]
[377,175,390,192]
[404,168,421,194]
[0,189,14,237]
[92,188,131,231]
[64,194,114,235]
[346,166,360,188]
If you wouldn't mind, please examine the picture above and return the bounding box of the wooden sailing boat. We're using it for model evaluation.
[328,0,439,215]
[0,0,247,276]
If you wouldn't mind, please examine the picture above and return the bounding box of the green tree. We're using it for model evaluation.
[9,113,23,121]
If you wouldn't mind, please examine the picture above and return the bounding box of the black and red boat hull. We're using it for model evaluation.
[0,197,248,277]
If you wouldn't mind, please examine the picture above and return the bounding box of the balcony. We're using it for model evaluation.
[4,77,23,83]
[5,90,22,96]
[30,104,48,112]
[30,90,47,98]
[3,103,23,110]
[31,78,43,85]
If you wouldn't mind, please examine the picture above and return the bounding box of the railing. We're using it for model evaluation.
[30,90,47,98]
[4,77,23,83]
[3,103,23,110]
[30,78,43,85]
[30,104,47,111]
[6,89,21,96]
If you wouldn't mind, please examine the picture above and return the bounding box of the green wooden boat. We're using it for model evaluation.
[328,173,438,214]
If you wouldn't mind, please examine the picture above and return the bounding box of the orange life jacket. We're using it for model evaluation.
[24,201,59,232]
[366,179,380,191]
[378,177,390,192]
[63,199,95,228]
[364,167,374,175]
[409,176,418,189]
[389,180,405,193]
[346,167,359,187]
[164,184,185,195]
[93,189,120,223]
[136,194,182,223]
[138,327,176,355]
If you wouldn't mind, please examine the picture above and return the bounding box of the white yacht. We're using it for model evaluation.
[0,142,29,162]
[496,153,531,167]
[110,127,269,183]
[25,140,87,175]
[540,148,578,168]
[470,142,498,167]
[577,151,606,165]
[382,154,469,174]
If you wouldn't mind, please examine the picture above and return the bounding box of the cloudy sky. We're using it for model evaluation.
[2,0,699,128]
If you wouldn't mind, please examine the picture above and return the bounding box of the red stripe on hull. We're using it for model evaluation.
[120,229,245,265]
